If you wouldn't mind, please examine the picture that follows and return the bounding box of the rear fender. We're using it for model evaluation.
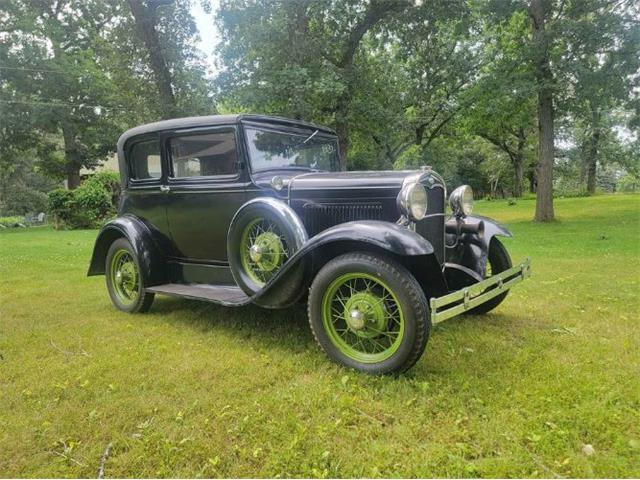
[445,214,512,279]
[87,215,166,286]
[253,220,448,308]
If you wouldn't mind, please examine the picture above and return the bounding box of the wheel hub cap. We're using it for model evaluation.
[250,231,283,272]
[344,292,387,338]
[249,244,263,262]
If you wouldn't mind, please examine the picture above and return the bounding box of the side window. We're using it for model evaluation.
[129,139,161,180]
[169,131,237,179]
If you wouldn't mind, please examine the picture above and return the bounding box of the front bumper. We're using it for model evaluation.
[429,258,532,324]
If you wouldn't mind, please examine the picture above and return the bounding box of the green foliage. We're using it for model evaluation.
[0,0,214,189]
[1,195,639,477]
[82,171,121,206]
[617,173,640,193]
[48,174,118,229]
[0,183,49,216]
[0,216,25,227]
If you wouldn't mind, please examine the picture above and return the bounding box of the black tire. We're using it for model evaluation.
[467,238,512,315]
[105,238,154,313]
[308,252,430,375]
[228,202,306,305]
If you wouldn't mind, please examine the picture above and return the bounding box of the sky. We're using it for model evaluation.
[191,1,221,77]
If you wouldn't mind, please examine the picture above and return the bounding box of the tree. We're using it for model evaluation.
[463,10,537,197]
[0,1,131,188]
[559,1,640,194]
[528,0,556,221]
[378,0,477,163]
[125,0,214,120]
[0,0,214,190]
[127,0,179,119]
[216,0,411,169]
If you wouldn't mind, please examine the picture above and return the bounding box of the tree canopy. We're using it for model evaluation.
[1,0,638,220]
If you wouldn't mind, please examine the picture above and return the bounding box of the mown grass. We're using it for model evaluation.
[1,194,638,478]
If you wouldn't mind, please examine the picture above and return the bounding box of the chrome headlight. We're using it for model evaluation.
[449,185,474,216]
[398,182,428,221]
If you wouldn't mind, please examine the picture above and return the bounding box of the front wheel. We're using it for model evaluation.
[105,238,154,313]
[308,252,430,374]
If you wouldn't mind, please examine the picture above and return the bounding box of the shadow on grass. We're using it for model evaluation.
[149,295,315,347]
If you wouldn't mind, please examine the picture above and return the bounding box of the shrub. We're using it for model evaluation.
[0,216,25,228]
[48,172,120,229]
[0,184,49,216]
[618,174,640,193]
[82,171,121,205]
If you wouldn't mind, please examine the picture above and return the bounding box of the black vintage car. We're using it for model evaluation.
[88,114,530,374]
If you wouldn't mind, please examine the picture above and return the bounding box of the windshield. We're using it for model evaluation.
[245,126,339,172]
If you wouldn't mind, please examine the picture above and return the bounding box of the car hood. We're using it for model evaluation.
[288,170,411,193]
[251,168,442,202]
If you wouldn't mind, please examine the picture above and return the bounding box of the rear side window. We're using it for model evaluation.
[129,139,161,180]
[169,131,237,178]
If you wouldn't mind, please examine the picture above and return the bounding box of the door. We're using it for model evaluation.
[122,135,173,256]
[163,127,248,263]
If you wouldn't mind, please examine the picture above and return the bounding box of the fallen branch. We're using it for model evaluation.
[49,339,91,357]
[97,442,113,479]
[49,340,72,356]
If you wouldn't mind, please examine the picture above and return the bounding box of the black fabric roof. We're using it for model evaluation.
[116,114,336,151]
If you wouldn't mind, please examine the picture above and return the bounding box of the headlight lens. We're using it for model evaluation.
[449,185,474,216]
[398,182,428,221]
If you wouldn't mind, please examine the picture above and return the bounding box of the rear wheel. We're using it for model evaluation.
[308,252,430,374]
[468,238,512,315]
[105,238,154,313]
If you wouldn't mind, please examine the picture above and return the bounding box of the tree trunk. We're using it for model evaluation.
[62,120,82,190]
[513,155,524,198]
[512,127,526,197]
[528,168,537,193]
[335,120,349,171]
[128,0,178,119]
[585,105,600,195]
[530,0,555,222]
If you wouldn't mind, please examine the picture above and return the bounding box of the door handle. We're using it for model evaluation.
[160,185,170,193]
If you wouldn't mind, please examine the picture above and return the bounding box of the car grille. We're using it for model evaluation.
[415,185,446,264]
[303,203,383,236]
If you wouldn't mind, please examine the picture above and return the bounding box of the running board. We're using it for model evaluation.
[146,283,251,307]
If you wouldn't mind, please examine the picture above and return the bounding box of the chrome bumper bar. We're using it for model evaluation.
[430,258,532,324]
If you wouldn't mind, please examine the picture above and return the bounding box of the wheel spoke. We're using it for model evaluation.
[322,271,405,363]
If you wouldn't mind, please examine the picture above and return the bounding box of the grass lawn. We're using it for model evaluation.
[1,194,639,478]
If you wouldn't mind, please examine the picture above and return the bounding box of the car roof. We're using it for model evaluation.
[116,114,336,150]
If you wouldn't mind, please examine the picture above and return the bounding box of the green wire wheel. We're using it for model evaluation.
[239,217,291,287]
[228,200,308,306]
[109,248,140,305]
[105,238,154,313]
[308,252,430,374]
[321,272,405,363]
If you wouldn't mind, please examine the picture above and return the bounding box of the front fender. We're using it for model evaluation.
[87,215,165,286]
[298,220,435,257]
[445,214,512,278]
[467,214,512,239]
[252,221,445,308]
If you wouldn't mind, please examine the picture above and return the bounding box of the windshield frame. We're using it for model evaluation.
[241,122,340,174]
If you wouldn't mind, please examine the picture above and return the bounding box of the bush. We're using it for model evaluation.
[83,171,121,205]
[618,174,640,193]
[0,184,49,216]
[48,172,120,229]
[0,216,25,228]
